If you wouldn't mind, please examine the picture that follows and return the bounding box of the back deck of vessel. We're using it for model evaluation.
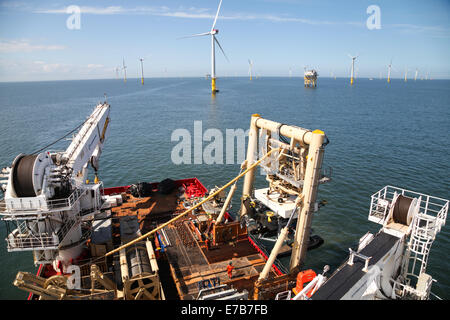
[104,178,280,300]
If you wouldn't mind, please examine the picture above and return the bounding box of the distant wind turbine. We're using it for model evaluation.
[414,68,418,81]
[139,58,145,85]
[348,54,359,85]
[179,0,228,94]
[114,66,119,79]
[404,67,408,82]
[122,58,127,83]
[387,59,392,84]
[248,59,253,80]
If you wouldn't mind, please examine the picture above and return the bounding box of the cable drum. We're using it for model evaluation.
[127,244,152,278]
[12,154,38,197]
[392,195,417,226]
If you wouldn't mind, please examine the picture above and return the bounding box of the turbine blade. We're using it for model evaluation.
[214,36,229,62]
[177,32,211,40]
[211,0,223,31]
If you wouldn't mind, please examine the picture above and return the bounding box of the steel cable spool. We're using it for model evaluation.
[127,244,152,278]
[124,243,159,300]
[392,195,414,225]
[12,154,38,197]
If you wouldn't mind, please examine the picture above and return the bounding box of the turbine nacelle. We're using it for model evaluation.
[211,29,219,35]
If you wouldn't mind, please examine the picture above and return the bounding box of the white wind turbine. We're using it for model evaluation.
[387,59,393,84]
[122,58,127,83]
[414,68,418,81]
[139,58,144,85]
[248,59,253,80]
[180,0,228,94]
[348,54,359,85]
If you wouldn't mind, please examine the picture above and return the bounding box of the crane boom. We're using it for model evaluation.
[62,103,110,182]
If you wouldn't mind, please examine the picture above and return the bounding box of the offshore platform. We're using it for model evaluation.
[304,69,318,87]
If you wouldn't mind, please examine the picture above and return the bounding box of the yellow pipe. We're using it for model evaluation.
[103,147,280,258]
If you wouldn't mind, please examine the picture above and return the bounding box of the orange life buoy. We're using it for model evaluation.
[292,269,317,297]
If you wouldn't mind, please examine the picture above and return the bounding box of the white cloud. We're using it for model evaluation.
[32,5,350,26]
[0,39,66,53]
[87,64,104,69]
[36,6,126,15]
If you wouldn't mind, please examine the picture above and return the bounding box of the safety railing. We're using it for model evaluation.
[0,187,88,215]
[6,223,59,251]
[368,186,449,229]
[4,211,83,251]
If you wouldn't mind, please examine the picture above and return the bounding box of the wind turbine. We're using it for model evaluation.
[404,66,408,82]
[348,54,358,85]
[180,0,228,94]
[289,67,293,78]
[248,59,253,80]
[122,58,127,83]
[414,68,418,81]
[139,58,145,85]
[114,66,119,79]
[387,59,392,84]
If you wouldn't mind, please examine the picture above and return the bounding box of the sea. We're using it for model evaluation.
[0,77,449,299]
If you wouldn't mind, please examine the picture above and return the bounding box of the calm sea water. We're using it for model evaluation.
[0,77,449,299]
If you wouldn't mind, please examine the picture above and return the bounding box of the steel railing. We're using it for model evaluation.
[0,187,88,215]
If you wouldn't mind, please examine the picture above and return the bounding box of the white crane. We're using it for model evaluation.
[0,103,111,272]
[179,0,228,94]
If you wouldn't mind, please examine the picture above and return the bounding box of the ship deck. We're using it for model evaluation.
[312,231,399,300]
[104,179,279,300]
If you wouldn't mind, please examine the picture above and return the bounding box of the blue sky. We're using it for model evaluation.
[0,0,449,81]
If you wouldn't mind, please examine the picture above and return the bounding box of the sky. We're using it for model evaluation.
[0,0,449,81]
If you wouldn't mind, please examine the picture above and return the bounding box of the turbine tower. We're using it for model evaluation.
[387,60,392,84]
[180,0,228,94]
[414,68,418,81]
[248,59,253,80]
[348,54,358,85]
[404,67,408,82]
[115,67,119,79]
[122,58,127,83]
[139,58,144,85]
